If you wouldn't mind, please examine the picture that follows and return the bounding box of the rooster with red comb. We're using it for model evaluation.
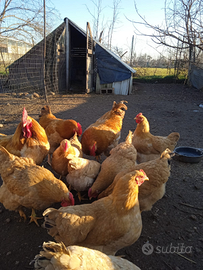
[0,107,50,165]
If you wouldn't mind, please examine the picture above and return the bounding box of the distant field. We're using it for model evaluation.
[134,67,187,79]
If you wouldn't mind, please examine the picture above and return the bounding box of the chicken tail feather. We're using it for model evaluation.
[42,219,56,229]
[30,241,69,269]
[42,215,59,238]
[42,208,57,230]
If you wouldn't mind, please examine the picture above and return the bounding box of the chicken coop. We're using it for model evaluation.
[7,18,135,96]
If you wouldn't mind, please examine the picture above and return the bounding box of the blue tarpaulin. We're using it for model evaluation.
[95,44,132,84]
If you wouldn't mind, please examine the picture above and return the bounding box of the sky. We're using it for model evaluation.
[50,0,166,58]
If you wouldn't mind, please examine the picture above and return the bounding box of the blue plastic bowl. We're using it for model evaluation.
[174,146,203,163]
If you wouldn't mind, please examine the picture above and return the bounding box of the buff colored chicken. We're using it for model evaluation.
[39,105,82,164]
[51,135,83,176]
[69,132,83,156]
[66,155,101,200]
[98,148,173,212]
[0,146,74,226]
[81,100,128,159]
[0,107,50,165]
[88,130,137,199]
[32,241,141,270]
[43,169,148,255]
[132,112,180,163]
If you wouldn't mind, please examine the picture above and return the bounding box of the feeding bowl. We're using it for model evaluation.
[174,146,203,163]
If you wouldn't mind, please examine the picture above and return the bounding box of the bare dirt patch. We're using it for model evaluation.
[0,83,203,270]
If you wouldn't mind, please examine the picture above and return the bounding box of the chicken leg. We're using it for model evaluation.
[29,208,42,227]
[77,191,88,202]
[18,209,27,221]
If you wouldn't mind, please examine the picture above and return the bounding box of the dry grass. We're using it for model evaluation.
[134,67,187,79]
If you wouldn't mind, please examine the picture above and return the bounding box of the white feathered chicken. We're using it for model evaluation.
[32,241,141,270]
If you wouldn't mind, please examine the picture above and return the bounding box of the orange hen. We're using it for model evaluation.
[81,100,127,159]
[0,146,74,226]
[43,169,148,255]
[0,107,50,165]
[132,112,180,163]
[98,148,173,212]
[88,130,137,199]
[51,136,82,176]
[39,105,82,163]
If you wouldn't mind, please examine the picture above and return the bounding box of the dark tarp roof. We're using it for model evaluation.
[95,44,133,84]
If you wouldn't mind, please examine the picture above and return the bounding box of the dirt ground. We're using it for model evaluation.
[0,83,203,270]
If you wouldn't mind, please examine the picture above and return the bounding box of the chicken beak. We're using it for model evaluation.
[145,176,149,181]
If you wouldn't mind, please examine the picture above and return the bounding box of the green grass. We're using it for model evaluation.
[0,65,9,75]
[133,67,187,83]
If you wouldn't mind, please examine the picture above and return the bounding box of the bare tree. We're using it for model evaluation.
[112,45,127,58]
[85,0,106,41]
[85,0,121,51]
[107,0,121,50]
[130,0,203,51]
[0,0,60,44]
[128,0,203,82]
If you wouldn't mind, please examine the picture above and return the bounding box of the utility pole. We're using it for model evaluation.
[43,0,48,102]
[130,35,134,67]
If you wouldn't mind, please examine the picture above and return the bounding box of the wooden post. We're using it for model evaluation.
[86,22,93,93]
[65,18,70,91]
[130,35,134,67]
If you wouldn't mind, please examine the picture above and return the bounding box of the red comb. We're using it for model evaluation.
[135,169,148,186]
[136,113,142,118]
[61,192,75,207]
[139,169,145,175]
[64,140,68,151]
[77,122,82,136]
[22,107,28,123]
[69,192,75,205]
[90,142,96,156]
[88,188,92,198]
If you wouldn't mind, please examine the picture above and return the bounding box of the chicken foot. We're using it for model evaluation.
[77,191,88,202]
[95,155,102,162]
[29,208,42,227]
[18,209,27,221]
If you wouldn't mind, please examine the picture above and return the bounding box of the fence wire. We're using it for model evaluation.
[0,22,66,98]
[1,20,203,97]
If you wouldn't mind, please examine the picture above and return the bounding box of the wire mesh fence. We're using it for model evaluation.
[1,19,203,98]
[0,22,66,98]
